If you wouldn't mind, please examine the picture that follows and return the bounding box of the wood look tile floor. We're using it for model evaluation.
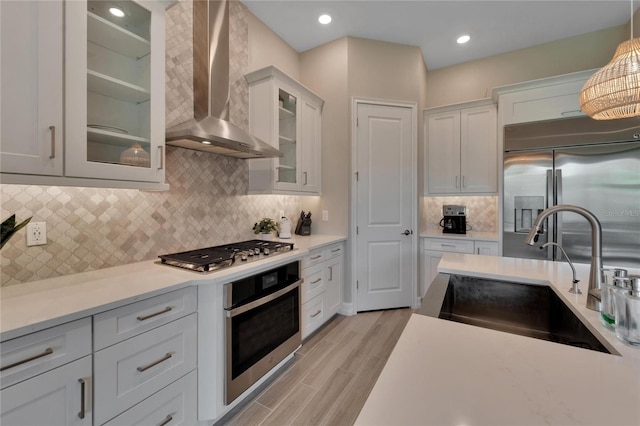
[222,308,413,426]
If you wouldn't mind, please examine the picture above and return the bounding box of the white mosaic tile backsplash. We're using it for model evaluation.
[0,0,302,286]
[422,196,498,232]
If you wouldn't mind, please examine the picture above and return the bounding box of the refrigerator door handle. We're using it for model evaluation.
[545,169,554,260]
[555,169,563,260]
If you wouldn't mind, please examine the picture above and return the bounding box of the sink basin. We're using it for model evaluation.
[419,274,613,354]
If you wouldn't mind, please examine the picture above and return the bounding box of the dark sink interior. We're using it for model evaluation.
[432,275,611,354]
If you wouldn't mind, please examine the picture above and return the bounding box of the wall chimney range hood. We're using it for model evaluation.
[165,0,281,159]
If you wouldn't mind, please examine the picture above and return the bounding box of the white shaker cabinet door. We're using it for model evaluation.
[0,356,92,426]
[0,0,64,176]
[426,110,461,194]
[460,105,497,193]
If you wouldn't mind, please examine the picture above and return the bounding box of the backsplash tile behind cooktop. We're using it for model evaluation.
[0,148,302,286]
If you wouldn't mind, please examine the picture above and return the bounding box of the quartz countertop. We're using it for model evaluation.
[0,234,346,341]
[356,253,640,425]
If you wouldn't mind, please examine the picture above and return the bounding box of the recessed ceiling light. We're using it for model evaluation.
[202,141,212,145]
[109,7,125,18]
[457,35,471,44]
[318,14,332,25]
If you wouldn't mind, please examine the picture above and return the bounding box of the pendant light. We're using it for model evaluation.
[579,0,640,120]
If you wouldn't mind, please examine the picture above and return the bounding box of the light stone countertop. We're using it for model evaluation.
[420,230,499,241]
[0,234,346,341]
[356,253,640,426]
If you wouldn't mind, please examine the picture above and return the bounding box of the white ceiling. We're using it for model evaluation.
[241,0,639,70]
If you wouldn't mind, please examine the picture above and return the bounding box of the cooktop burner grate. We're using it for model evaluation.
[158,239,295,273]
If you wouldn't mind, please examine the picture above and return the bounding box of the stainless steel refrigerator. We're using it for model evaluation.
[503,116,640,269]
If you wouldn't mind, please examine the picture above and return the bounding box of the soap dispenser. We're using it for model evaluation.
[615,275,640,347]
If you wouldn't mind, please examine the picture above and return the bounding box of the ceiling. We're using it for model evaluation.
[241,0,639,70]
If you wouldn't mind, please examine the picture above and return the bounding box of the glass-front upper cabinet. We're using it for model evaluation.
[277,88,298,188]
[65,0,166,184]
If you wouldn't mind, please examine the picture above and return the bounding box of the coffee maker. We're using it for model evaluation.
[441,205,467,234]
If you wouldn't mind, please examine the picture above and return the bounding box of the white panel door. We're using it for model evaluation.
[356,103,415,311]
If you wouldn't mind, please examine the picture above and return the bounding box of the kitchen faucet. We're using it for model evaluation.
[525,204,603,311]
[540,242,581,295]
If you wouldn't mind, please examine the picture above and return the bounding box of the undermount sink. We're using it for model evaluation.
[419,274,614,354]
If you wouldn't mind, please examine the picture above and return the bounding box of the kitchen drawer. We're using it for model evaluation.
[0,317,91,389]
[94,286,197,350]
[325,243,344,260]
[424,238,474,254]
[94,313,197,425]
[302,294,325,339]
[102,370,197,426]
[301,248,326,269]
[301,263,326,304]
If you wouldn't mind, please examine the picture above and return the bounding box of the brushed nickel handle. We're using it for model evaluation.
[310,255,322,260]
[137,306,172,321]
[310,310,322,318]
[78,379,86,419]
[303,171,308,185]
[137,353,173,372]
[49,126,56,159]
[401,230,412,236]
[462,176,466,188]
[311,278,322,284]
[331,248,341,253]
[1,347,53,371]
[158,414,173,426]
[455,176,459,188]
[328,266,333,281]
[440,244,456,248]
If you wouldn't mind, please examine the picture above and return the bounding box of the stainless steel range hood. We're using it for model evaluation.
[165,0,281,159]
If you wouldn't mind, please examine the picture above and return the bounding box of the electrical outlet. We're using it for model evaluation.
[26,222,47,246]
[322,210,329,221]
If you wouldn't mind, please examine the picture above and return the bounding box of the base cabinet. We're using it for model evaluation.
[0,356,92,426]
[421,237,498,296]
[301,242,344,339]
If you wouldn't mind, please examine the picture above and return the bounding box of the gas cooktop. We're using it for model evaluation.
[158,239,295,273]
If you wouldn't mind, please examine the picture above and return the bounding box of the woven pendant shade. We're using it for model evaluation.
[579,38,640,120]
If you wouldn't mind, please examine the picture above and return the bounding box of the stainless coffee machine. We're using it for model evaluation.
[441,205,467,234]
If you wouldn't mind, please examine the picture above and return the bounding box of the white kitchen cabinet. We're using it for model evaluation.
[94,287,197,424]
[245,66,324,195]
[425,100,497,194]
[421,237,499,296]
[301,242,344,339]
[0,0,64,176]
[494,69,595,125]
[1,0,169,190]
[1,356,92,426]
[0,318,92,425]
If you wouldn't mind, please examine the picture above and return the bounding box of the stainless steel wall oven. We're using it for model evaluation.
[224,261,302,404]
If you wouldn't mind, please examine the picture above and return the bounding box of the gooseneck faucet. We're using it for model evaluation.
[525,204,603,311]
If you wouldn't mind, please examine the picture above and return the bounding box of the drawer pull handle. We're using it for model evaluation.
[137,353,173,372]
[440,244,456,248]
[328,266,333,281]
[137,306,173,321]
[331,248,341,253]
[0,347,53,371]
[78,379,86,419]
[311,278,322,284]
[49,125,56,159]
[310,255,322,260]
[310,310,322,318]
[158,414,174,426]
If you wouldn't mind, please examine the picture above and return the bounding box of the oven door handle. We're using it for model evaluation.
[226,279,303,318]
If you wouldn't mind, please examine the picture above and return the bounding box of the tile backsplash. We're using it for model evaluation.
[0,0,301,286]
[422,196,498,232]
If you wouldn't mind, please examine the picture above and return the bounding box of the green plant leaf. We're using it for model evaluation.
[0,215,32,250]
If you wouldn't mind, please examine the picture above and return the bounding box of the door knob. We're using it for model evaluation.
[401,230,413,236]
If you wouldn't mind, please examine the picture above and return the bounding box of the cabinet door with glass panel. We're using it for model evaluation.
[65,0,165,183]
[275,86,300,191]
